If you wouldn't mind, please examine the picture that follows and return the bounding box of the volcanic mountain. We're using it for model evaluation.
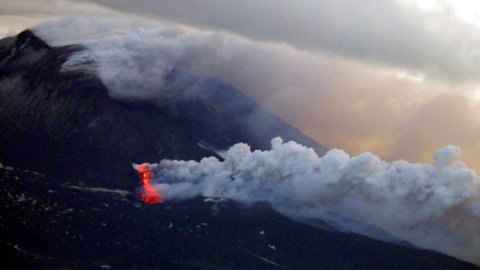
[0,30,478,269]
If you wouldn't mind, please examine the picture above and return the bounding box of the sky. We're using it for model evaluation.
[2,0,480,264]
[2,0,480,171]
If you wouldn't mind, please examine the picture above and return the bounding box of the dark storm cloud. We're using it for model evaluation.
[79,0,480,82]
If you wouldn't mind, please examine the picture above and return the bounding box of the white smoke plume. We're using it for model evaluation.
[33,16,268,102]
[73,0,480,83]
[30,17,480,263]
[31,17,480,173]
[141,138,480,265]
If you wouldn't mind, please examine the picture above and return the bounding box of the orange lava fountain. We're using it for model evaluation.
[137,164,163,204]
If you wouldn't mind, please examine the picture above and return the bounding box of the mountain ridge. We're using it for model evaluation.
[0,30,478,269]
[0,30,327,189]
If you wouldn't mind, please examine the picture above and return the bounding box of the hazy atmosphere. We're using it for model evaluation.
[2,0,480,268]
[3,0,480,170]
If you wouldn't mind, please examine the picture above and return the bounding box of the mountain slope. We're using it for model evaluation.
[0,30,327,190]
[0,30,478,269]
[2,166,478,270]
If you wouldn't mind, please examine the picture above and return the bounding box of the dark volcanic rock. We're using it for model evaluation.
[0,31,478,270]
[2,167,479,270]
[0,30,326,190]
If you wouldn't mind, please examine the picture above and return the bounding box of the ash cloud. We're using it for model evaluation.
[75,0,480,83]
[143,138,480,265]
[32,16,480,171]
[19,13,480,266]
[33,17,267,102]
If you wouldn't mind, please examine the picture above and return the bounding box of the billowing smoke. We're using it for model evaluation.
[32,17,480,172]
[142,138,480,265]
[33,16,273,102]
[30,17,480,263]
[75,0,480,83]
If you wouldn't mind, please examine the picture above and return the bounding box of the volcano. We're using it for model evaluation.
[0,30,478,269]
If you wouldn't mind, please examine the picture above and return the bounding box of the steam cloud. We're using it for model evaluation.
[142,138,480,265]
[31,17,480,264]
[73,0,480,82]
[33,17,480,172]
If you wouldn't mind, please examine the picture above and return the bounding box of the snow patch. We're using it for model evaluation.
[204,197,225,203]
[248,251,282,268]
[197,142,227,159]
[61,185,131,197]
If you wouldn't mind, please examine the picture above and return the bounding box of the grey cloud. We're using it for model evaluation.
[0,0,124,38]
[0,0,120,16]
[27,15,480,266]
[33,17,480,172]
[78,0,480,82]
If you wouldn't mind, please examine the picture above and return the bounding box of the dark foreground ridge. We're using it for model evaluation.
[0,31,478,269]
[0,30,327,190]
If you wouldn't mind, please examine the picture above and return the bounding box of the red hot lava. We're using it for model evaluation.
[137,164,163,204]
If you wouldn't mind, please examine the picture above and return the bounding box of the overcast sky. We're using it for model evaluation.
[2,0,480,170]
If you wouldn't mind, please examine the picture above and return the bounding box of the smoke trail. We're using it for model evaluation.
[31,17,480,263]
[33,16,270,102]
[142,138,480,265]
[32,16,480,173]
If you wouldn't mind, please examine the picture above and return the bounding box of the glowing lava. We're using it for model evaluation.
[137,164,163,204]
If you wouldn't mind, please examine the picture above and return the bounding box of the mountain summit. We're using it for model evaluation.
[0,31,478,269]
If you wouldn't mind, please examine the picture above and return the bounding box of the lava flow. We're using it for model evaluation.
[137,164,163,204]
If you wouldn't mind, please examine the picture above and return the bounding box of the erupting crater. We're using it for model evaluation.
[137,164,163,204]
